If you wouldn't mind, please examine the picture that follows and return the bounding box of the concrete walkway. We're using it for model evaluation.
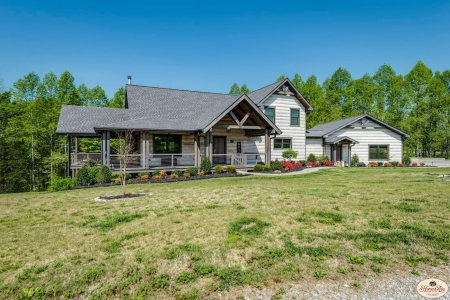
[243,166,327,176]
[411,157,450,167]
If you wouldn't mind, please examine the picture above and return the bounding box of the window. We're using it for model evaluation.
[369,145,389,160]
[290,109,299,126]
[274,138,292,149]
[154,135,182,153]
[264,107,275,123]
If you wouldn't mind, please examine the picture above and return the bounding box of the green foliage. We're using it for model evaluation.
[314,268,326,279]
[395,203,421,212]
[137,172,150,177]
[356,162,366,167]
[93,212,144,231]
[253,164,263,172]
[402,155,411,166]
[214,165,224,173]
[97,165,112,183]
[263,164,272,172]
[347,256,365,264]
[282,149,298,160]
[307,153,317,163]
[226,165,236,173]
[185,167,198,176]
[228,217,270,236]
[391,161,400,167]
[76,165,91,186]
[271,287,286,300]
[88,166,99,185]
[200,157,212,173]
[315,211,344,224]
[112,173,131,180]
[172,170,182,176]
[48,177,75,191]
[271,159,282,170]
[351,154,359,166]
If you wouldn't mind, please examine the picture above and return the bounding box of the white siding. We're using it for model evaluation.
[327,127,403,163]
[253,94,306,160]
[306,138,323,158]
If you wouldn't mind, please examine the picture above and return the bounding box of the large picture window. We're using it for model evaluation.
[369,145,389,160]
[274,138,292,149]
[264,107,275,123]
[290,109,299,126]
[154,135,182,154]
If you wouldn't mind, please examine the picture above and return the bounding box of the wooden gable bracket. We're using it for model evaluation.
[229,109,254,129]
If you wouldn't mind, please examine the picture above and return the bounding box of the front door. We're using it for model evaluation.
[336,144,342,166]
[213,136,226,164]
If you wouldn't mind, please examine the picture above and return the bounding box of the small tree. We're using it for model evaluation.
[282,149,298,161]
[307,153,317,163]
[351,154,359,166]
[200,157,212,173]
[116,129,135,196]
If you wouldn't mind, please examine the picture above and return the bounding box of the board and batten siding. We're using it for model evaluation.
[306,138,323,158]
[326,127,403,163]
[251,94,306,160]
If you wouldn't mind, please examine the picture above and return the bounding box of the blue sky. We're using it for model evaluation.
[1,0,449,96]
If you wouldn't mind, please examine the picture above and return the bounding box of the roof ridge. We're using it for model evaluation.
[248,79,286,94]
[126,84,240,97]
[61,104,127,110]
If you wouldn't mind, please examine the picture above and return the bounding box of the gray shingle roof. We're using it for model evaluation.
[306,114,410,138]
[56,105,129,135]
[325,136,359,144]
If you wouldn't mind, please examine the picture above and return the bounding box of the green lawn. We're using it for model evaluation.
[1,168,450,299]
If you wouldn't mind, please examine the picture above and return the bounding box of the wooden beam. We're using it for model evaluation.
[265,129,270,165]
[228,112,240,125]
[240,109,253,127]
[213,125,266,130]
[68,135,72,177]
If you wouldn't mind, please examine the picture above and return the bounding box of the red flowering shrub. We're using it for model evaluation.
[399,163,406,167]
[283,162,294,171]
[306,161,314,167]
[140,175,149,181]
[315,161,321,167]
[420,162,425,166]
[160,170,167,178]
[323,160,334,166]
[293,161,302,169]
[411,162,418,167]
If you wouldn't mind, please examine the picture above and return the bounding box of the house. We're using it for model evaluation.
[56,78,409,175]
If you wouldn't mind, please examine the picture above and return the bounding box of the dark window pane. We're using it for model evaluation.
[379,146,388,159]
[274,139,282,149]
[283,139,291,148]
[290,110,299,125]
[291,117,299,125]
[369,146,378,160]
[291,110,299,117]
[168,136,181,153]
[154,135,167,154]
[265,107,275,123]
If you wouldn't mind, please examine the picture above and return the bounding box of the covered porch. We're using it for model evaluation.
[68,96,277,175]
[325,136,359,167]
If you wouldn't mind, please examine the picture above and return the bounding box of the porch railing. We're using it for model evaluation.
[110,154,142,170]
[148,153,196,168]
[71,153,102,167]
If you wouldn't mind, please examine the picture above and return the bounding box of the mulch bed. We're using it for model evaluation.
[72,173,250,190]
[94,193,150,201]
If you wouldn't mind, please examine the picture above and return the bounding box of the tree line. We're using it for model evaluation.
[230,61,450,160]
[1,60,449,193]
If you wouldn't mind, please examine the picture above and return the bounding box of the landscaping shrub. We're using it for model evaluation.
[391,161,399,167]
[399,163,406,167]
[293,161,302,169]
[112,173,131,180]
[160,171,167,178]
[115,177,122,184]
[271,159,282,170]
[152,175,161,181]
[306,161,314,167]
[299,160,306,165]
[411,162,418,167]
[384,162,392,167]
[88,166,99,185]
[307,153,317,163]
[200,157,212,173]
[97,165,112,183]
[197,171,205,176]
[170,173,179,180]
[48,177,75,192]
[185,167,198,176]
[368,162,378,167]
[356,162,366,167]
[263,164,272,172]
[138,172,150,178]
[128,178,133,184]
[152,170,161,176]
[323,160,334,166]
[76,165,91,186]
[84,158,99,167]
[214,164,224,173]
[141,175,149,181]
[253,164,263,172]
[172,170,182,176]
[402,155,411,166]
[282,149,298,160]
[420,162,425,166]
[184,172,190,178]
[282,161,294,171]
[226,165,236,173]
[314,161,321,167]
[351,154,359,166]
[377,161,383,167]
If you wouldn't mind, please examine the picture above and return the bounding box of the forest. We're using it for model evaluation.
[0,60,449,193]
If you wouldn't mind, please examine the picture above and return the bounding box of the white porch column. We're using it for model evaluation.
[194,133,201,168]
[106,132,110,167]
[265,129,270,165]
[101,132,106,165]
[145,133,149,169]
[140,132,145,168]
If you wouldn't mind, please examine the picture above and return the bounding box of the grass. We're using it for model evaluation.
[1,167,450,299]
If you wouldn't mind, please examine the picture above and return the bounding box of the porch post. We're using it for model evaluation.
[106,131,110,167]
[101,132,106,165]
[209,130,213,159]
[348,144,351,166]
[145,133,149,169]
[333,145,336,165]
[140,132,145,168]
[194,133,200,168]
[265,129,270,165]
[68,135,72,177]
[205,130,210,160]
